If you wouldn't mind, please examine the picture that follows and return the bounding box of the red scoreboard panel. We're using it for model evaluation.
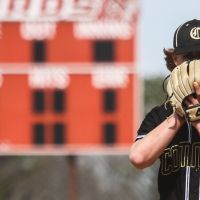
[0,0,139,154]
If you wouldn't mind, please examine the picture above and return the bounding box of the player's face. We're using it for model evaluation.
[173,51,200,66]
[183,52,200,60]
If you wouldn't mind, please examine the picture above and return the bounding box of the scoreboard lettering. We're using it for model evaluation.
[0,0,138,22]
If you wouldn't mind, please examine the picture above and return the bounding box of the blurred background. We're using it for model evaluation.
[0,0,197,199]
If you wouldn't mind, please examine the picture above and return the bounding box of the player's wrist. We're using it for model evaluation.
[166,113,184,129]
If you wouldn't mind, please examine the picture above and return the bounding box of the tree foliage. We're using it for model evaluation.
[144,75,167,114]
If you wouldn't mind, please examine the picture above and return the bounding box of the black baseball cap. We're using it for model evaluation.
[173,19,200,54]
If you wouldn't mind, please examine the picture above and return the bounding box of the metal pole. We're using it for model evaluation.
[67,155,78,200]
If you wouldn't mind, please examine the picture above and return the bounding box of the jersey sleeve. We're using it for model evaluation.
[136,103,173,141]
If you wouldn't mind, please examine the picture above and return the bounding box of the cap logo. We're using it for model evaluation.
[190,27,200,39]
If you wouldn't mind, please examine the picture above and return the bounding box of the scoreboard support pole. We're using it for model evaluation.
[67,155,78,200]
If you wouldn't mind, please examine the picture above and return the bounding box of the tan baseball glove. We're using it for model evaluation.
[166,59,200,122]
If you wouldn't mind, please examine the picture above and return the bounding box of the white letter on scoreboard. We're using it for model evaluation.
[0,0,11,20]
[26,0,43,20]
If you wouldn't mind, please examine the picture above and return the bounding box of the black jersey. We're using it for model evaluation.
[137,103,200,200]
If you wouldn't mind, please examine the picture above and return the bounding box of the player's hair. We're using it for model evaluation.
[163,48,176,72]
[163,48,200,71]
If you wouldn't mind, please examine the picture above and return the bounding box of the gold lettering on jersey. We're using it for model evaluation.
[160,142,200,175]
[171,145,180,173]
[161,148,172,175]
[179,142,190,167]
[191,143,200,168]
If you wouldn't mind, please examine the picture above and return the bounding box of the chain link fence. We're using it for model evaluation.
[0,155,159,200]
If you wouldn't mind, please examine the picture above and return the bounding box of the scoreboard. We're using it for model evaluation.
[0,0,140,154]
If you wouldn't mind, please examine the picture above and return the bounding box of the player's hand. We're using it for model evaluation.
[184,82,200,135]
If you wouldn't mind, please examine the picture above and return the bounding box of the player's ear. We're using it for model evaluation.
[172,53,184,66]
[172,53,182,66]
[171,54,178,65]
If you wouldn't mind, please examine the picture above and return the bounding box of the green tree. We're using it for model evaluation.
[144,75,167,114]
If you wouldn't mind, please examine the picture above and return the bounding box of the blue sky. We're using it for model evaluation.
[138,0,200,77]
